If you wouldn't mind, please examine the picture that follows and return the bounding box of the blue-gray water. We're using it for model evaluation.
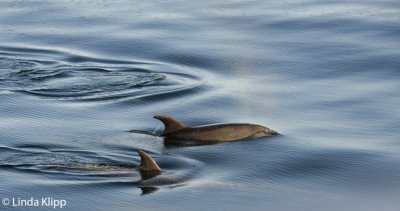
[1,0,399,210]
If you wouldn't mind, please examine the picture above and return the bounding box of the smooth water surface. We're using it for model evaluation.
[1,0,399,210]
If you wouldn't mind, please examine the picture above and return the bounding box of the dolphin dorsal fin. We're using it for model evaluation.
[138,150,161,174]
[153,115,186,135]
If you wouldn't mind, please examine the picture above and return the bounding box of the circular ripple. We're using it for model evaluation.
[23,67,166,99]
[0,48,202,101]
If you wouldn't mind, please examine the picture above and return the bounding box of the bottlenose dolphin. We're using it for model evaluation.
[39,150,162,179]
[137,149,197,194]
[2,146,191,195]
[138,149,161,179]
[153,115,278,145]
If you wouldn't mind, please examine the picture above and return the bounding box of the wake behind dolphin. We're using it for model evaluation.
[154,115,279,146]
[0,145,194,194]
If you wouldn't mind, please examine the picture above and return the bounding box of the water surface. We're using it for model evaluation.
[0,0,399,210]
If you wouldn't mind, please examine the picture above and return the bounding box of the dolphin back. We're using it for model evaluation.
[138,150,161,179]
[166,124,271,142]
[154,115,186,135]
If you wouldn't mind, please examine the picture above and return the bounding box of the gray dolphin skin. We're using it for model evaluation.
[136,149,194,194]
[153,115,278,145]
[138,150,162,178]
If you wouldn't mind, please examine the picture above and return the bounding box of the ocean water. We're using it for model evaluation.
[0,0,399,210]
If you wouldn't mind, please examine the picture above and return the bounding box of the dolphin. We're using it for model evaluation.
[137,149,161,179]
[2,145,191,195]
[153,115,278,145]
[137,149,196,194]
[37,150,162,179]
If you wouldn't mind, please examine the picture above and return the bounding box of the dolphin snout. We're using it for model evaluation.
[267,129,280,135]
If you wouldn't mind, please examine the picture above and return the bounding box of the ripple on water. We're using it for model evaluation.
[0,46,206,102]
[0,144,202,194]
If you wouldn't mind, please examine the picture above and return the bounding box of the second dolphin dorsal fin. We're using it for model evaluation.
[153,115,186,135]
[138,150,161,173]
